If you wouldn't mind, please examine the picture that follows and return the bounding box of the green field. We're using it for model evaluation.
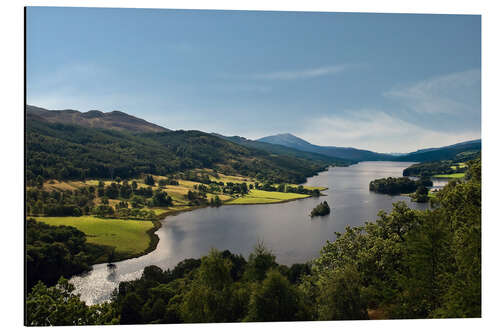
[451,162,467,170]
[433,173,466,179]
[287,184,328,191]
[226,189,310,205]
[35,216,154,257]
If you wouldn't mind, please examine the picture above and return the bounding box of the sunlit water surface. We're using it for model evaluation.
[70,161,430,304]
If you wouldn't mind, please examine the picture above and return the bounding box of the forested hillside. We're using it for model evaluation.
[396,140,481,162]
[26,115,331,185]
[403,151,480,177]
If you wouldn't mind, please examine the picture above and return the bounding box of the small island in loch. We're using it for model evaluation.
[310,201,331,217]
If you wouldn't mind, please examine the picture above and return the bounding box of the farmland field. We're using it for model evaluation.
[34,216,155,256]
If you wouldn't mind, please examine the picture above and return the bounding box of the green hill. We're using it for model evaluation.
[26,112,330,185]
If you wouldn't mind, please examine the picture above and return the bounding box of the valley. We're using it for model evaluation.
[25,105,482,324]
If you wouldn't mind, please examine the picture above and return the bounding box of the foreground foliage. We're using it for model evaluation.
[26,158,481,325]
[26,219,105,290]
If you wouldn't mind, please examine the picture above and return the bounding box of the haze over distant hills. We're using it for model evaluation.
[213,133,351,165]
[258,133,393,161]
[257,133,481,163]
[26,105,168,133]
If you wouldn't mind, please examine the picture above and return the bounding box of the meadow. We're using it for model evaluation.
[34,216,155,258]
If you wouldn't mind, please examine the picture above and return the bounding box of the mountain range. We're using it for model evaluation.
[257,133,481,163]
[26,106,481,168]
[258,133,393,161]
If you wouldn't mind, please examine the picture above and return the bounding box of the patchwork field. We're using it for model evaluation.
[34,216,154,257]
[226,189,310,205]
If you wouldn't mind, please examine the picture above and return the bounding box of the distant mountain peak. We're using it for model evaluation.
[26,105,169,133]
[258,133,391,161]
[259,133,312,146]
[82,110,105,118]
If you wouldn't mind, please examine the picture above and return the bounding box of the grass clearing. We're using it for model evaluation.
[226,189,309,205]
[34,216,154,257]
[433,173,466,179]
[206,193,232,201]
[209,173,252,184]
[42,180,82,192]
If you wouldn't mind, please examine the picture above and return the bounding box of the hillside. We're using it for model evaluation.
[26,115,329,185]
[26,105,168,133]
[395,139,481,162]
[258,133,392,161]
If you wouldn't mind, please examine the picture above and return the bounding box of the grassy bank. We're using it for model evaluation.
[31,170,328,263]
[34,216,156,262]
[226,189,310,205]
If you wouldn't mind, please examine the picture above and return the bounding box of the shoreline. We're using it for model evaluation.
[93,206,202,265]
[224,192,328,206]
[91,188,329,265]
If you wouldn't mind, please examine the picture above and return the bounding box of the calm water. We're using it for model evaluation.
[70,161,429,304]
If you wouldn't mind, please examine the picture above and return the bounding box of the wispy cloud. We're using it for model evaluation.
[384,69,480,115]
[253,65,348,80]
[211,84,272,94]
[298,110,479,153]
[224,65,349,81]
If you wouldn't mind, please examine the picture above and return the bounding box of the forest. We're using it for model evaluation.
[402,151,480,177]
[26,158,481,325]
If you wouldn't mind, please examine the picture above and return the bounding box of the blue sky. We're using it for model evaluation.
[26,7,481,153]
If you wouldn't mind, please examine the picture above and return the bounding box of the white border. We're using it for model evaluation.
[2,1,499,332]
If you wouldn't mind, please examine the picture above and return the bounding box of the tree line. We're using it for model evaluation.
[369,176,433,195]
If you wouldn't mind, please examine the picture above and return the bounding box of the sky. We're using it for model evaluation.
[26,7,481,153]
